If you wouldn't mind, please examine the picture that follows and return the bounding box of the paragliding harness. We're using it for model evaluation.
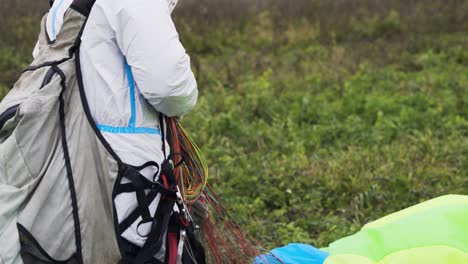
[118,114,205,264]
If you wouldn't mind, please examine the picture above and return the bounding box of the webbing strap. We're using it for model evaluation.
[118,161,178,236]
[70,0,96,17]
[129,116,183,262]
[134,161,161,172]
[133,199,176,263]
[119,191,158,235]
[120,114,188,263]
[118,180,177,235]
[118,181,176,197]
[122,166,152,224]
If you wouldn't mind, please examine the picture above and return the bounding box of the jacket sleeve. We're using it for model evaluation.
[114,0,198,117]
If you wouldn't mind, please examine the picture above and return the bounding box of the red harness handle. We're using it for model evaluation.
[167,232,178,264]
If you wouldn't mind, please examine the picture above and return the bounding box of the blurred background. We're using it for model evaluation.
[1,0,467,249]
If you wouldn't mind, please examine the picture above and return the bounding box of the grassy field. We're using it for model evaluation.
[1,0,467,249]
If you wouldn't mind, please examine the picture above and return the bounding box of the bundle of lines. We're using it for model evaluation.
[165,117,276,263]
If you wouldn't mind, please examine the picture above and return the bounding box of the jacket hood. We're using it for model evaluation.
[167,0,178,13]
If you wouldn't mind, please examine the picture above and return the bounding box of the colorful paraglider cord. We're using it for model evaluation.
[165,115,281,264]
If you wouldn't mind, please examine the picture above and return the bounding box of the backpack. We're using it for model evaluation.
[0,4,204,264]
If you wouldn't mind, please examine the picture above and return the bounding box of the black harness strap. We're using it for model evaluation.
[118,180,176,197]
[133,194,177,263]
[122,165,153,225]
[133,161,161,171]
[124,114,182,263]
[119,114,196,263]
[119,191,158,235]
[118,172,177,235]
[118,180,152,194]
[70,0,96,17]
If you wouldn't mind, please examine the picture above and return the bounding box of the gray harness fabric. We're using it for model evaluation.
[0,9,121,264]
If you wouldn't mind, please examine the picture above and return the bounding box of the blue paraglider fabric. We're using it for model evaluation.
[254,243,329,264]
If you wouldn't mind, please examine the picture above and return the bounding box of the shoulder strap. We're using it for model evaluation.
[70,0,96,17]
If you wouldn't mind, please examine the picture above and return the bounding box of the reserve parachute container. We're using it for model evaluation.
[0,3,204,264]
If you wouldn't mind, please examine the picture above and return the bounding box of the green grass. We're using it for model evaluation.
[176,10,468,248]
[1,0,467,250]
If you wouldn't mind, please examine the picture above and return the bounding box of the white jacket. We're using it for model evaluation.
[35,0,197,249]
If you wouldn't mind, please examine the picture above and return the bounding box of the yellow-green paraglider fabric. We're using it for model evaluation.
[325,195,468,264]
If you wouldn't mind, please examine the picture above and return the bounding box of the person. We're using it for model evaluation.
[35,0,198,253]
